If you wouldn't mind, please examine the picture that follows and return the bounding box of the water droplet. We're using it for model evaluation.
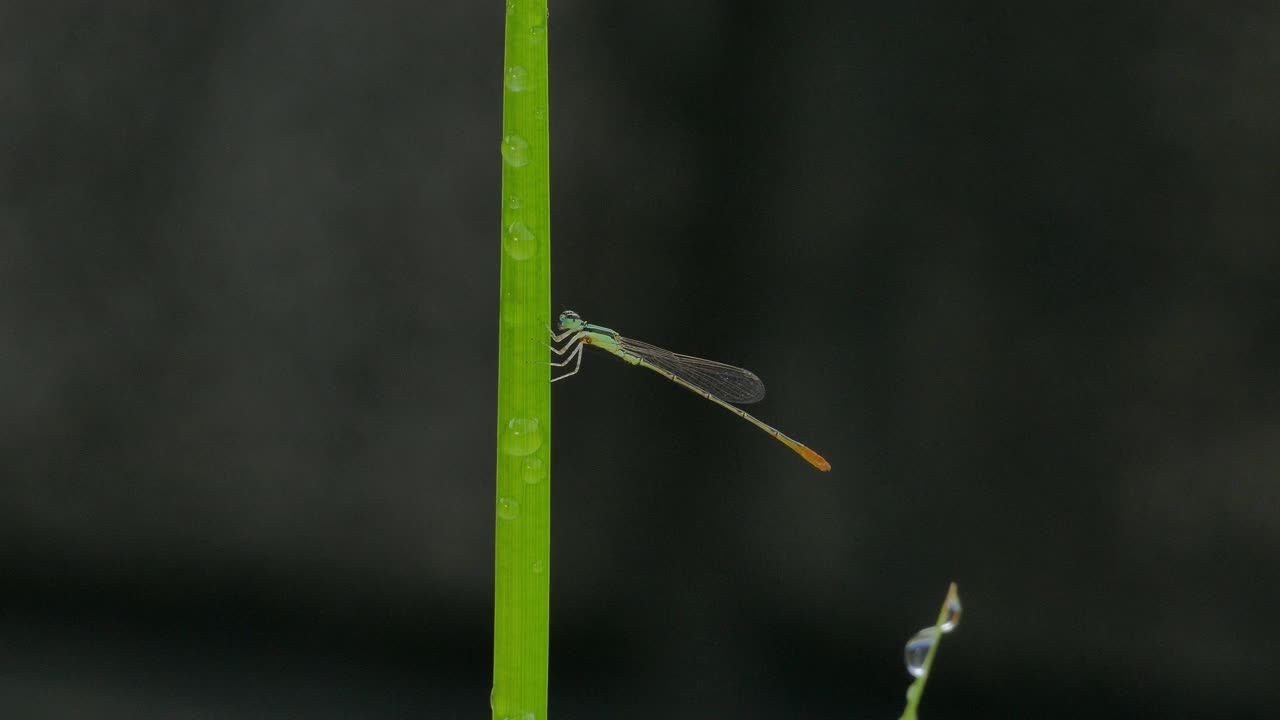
[506,194,521,209]
[504,221,538,260]
[501,417,542,456]
[521,456,545,484]
[940,593,962,632]
[501,135,530,167]
[904,627,935,678]
[905,683,922,703]
[504,65,529,92]
[497,496,520,521]
[531,559,545,574]
[500,298,526,328]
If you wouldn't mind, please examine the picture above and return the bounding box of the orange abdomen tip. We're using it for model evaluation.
[799,445,831,472]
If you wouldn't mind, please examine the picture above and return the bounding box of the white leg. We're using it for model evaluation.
[548,323,578,343]
[549,341,583,368]
[549,331,585,355]
[528,334,582,368]
[551,342,584,382]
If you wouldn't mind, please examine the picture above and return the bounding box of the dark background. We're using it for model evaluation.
[3,2,1277,718]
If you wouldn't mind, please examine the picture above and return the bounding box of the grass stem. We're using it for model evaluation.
[492,1,552,718]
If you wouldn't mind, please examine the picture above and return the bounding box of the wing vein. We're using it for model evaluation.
[618,336,766,404]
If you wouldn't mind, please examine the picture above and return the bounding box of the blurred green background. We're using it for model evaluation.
[2,2,1276,718]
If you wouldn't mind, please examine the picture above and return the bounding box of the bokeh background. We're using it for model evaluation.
[3,2,1277,718]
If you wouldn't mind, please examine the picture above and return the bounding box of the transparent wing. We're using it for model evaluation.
[618,336,766,404]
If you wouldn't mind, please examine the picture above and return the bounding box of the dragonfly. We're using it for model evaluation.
[548,310,831,471]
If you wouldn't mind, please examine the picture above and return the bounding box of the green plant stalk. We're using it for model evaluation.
[492,1,552,719]
[899,582,960,720]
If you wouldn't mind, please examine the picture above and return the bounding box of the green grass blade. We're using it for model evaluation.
[899,582,962,720]
[492,1,552,719]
